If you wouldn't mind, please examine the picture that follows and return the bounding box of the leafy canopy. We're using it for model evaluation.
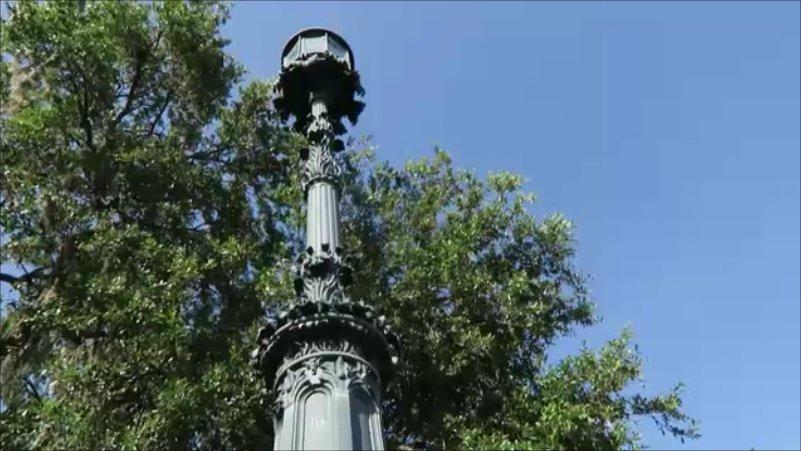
[0,1,698,449]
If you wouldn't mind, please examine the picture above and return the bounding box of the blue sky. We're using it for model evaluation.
[222,2,800,449]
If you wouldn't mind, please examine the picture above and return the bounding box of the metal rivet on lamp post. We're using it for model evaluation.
[252,29,399,450]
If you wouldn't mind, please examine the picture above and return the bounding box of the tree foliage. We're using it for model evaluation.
[0,2,698,449]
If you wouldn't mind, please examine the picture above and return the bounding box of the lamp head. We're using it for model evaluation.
[274,28,364,135]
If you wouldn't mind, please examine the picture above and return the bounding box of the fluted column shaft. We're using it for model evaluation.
[304,98,340,253]
[306,183,340,252]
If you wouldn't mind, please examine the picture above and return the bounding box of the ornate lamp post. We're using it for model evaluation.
[252,29,399,450]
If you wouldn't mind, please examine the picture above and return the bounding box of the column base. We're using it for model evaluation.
[273,339,384,450]
[252,301,399,451]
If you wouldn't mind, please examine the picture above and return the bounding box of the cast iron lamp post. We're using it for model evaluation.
[252,29,399,450]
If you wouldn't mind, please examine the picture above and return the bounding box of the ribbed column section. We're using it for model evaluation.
[272,345,384,450]
[306,181,340,252]
[311,98,327,120]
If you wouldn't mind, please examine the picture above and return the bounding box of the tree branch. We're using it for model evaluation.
[147,90,172,137]
[22,376,42,402]
[79,64,96,152]
[0,267,46,285]
[61,327,110,345]
[113,51,146,126]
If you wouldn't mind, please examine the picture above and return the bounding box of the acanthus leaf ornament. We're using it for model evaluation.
[300,144,341,194]
[292,244,353,305]
[300,106,343,194]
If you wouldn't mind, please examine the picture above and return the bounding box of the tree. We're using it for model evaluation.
[0,2,699,449]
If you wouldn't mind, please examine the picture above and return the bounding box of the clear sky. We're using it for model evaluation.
[222,2,800,449]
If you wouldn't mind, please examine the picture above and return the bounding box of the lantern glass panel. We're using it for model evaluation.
[302,34,327,55]
[284,39,301,66]
[328,38,348,64]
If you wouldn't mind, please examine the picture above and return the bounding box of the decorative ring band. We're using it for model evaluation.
[273,350,381,392]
